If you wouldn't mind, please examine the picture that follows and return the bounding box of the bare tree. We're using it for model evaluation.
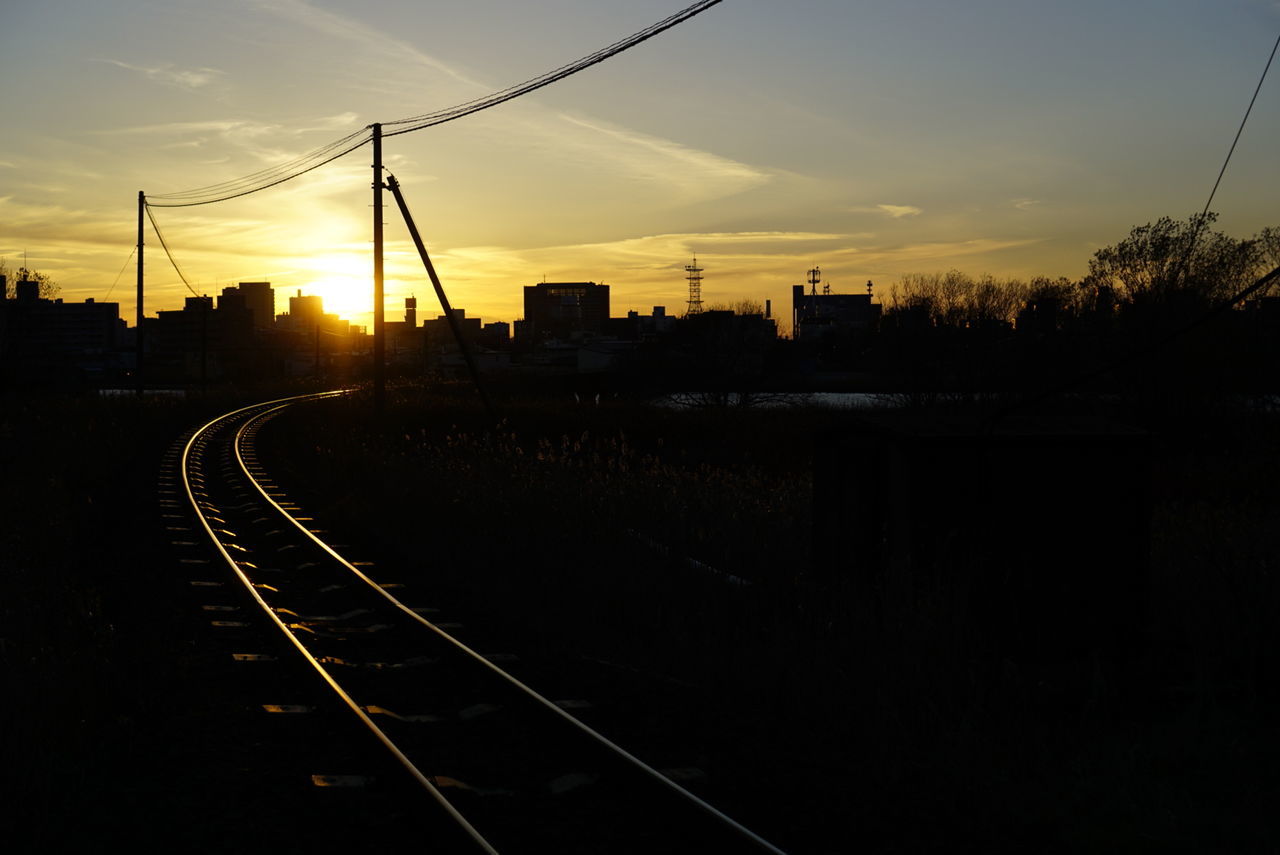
[1083,213,1262,305]
[702,299,766,315]
[886,270,1029,326]
[1,258,59,300]
[1255,226,1280,297]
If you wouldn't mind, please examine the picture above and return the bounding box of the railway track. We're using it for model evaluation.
[161,392,789,854]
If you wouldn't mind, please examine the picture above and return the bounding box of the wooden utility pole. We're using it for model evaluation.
[136,191,145,395]
[372,123,385,413]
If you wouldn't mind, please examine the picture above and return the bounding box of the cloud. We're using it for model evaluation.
[848,204,924,219]
[246,0,483,92]
[877,204,923,219]
[96,119,279,137]
[298,112,362,132]
[1012,198,1041,210]
[551,114,770,199]
[100,60,225,91]
[245,0,768,203]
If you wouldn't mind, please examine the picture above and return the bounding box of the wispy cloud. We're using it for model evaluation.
[431,232,1038,289]
[246,0,768,203]
[396,230,1042,325]
[848,204,924,219]
[877,204,923,219]
[552,114,770,200]
[96,119,279,137]
[1012,198,1041,210]
[94,114,368,177]
[246,0,484,92]
[297,112,362,133]
[99,59,225,91]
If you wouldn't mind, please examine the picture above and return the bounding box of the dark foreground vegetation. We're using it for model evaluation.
[5,374,1280,852]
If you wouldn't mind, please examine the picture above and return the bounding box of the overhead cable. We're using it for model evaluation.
[147,128,373,207]
[145,203,202,297]
[1199,32,1280,221]
[383,0,723,137]
[988,28,1280,425]
[145,0,723,206]
[103,245,137,301]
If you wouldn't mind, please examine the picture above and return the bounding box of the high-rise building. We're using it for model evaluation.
[289,290,324,328]
[521,281,610,342]
[219,281,275,330]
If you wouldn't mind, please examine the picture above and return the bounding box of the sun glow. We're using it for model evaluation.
[292,253,372,326]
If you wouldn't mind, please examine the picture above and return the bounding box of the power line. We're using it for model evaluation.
[1200,32,1280,221]
[144,0,723,206]
[383,0,723,138]
[988,28,1280,425]
[145,204,201,297]
[1162,32,1280,288]
[147,128,372,208]
[103,245,136,301]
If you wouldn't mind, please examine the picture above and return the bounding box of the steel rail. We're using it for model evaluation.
[182,392,502,855]
[235,398,790,855]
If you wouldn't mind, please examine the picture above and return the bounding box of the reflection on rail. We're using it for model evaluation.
[178,392,788,854]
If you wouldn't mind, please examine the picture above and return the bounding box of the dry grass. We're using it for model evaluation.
[7,383,1280,852]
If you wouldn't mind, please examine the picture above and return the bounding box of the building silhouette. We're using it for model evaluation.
[219,281,274,330]
[521,282,610,343]
[792,283,881,340]
[152,294,253,381]
[1,277,127,384]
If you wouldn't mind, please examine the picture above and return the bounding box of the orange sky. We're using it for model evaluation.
[3,1,1278,332]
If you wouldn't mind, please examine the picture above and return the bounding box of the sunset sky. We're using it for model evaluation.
[2,0,1278,331]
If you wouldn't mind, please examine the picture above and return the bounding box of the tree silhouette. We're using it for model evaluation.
[1,259,59,300]
[1083,213,1263,306]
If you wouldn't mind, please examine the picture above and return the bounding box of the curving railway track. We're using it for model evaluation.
[160,392,789,854]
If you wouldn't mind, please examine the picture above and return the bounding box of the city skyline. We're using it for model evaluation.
[3,0,1279,331]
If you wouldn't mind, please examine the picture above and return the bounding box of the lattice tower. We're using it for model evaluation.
[685,256,704,315]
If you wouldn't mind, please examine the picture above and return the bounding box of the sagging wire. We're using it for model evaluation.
[144,1,723,205]
[103,245,137,301]
[145,203,201,297]
[383,0,723,137]
[147,128,373,208]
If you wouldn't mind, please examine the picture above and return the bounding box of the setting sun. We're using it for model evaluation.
[295,253,372,326]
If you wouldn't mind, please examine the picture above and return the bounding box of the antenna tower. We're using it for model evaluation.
[685,256,704,315]
[808,266,821,297]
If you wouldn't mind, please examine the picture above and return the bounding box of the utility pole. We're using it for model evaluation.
[136,191,145,395]
[372,123,386,414]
